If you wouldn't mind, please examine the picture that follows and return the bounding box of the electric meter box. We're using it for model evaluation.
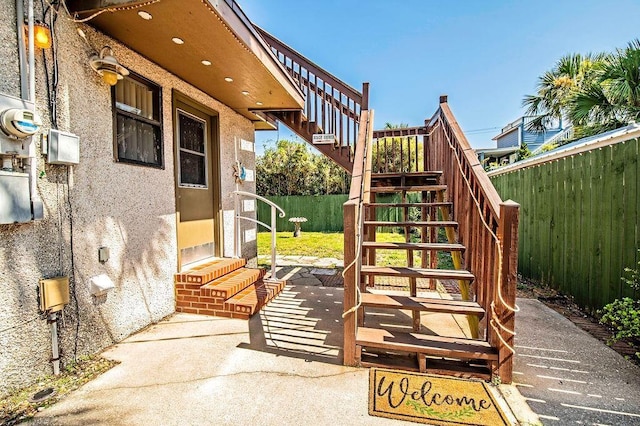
[0,170,31,224]
[0,93,40,158]
[47,129,79,165]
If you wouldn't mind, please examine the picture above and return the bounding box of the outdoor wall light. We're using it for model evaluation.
[89,46,129,86]
[33,22,52,49]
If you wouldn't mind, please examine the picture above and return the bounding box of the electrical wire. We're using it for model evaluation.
[0,315,41,334]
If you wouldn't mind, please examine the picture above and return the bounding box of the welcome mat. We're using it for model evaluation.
[369,368,509,426]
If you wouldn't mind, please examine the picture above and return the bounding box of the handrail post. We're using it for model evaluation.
[270,205,277,280]
[343,201,357,366]
[234,193,240,258]
[497,200,519,384]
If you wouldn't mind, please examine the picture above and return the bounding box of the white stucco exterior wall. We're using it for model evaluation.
[0,2,257,396]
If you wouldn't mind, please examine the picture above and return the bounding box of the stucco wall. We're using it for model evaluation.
[0,4,256,396]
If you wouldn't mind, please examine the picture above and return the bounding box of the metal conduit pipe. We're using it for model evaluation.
[26,0,44,220]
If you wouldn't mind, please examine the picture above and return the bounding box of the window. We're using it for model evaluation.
[113,74,163,167]
[177,110,208,187]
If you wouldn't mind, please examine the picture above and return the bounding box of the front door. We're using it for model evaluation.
[174,94,220,269]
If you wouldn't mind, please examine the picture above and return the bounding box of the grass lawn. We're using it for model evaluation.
[257,231,453,268]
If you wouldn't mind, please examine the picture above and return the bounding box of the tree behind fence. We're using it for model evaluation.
[490,137,639,311]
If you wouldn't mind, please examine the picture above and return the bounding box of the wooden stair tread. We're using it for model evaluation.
[364,220,457,227]
[365,202,452,208]
[361,265,474,281]
[176,258,246,285]
[370,185,447,193]
[356,327,498,360]
[362,242,465,251]
[360,293,484,316]
[372,171,443,178]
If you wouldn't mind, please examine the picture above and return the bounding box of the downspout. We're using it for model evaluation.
[25,0,44,220]
[15,0,45,220]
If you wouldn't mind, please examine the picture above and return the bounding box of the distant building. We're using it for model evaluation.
[477,116,564,169]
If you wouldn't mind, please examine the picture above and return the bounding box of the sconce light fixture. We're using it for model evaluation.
[89,46,129,86]
[33,21,52,49]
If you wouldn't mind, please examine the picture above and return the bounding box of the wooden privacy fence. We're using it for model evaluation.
[256,194,348,232]
[490,134,640,311]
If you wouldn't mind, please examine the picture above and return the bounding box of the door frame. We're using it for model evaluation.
[172,90,222,270]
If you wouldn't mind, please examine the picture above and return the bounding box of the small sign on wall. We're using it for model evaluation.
[241,139,254,152]
[244,228,256,243]
[244,169,254,182]
[243,199,255,212]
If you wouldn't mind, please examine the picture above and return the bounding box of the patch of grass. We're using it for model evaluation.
[258,231,455,268]
[0,355,118,425]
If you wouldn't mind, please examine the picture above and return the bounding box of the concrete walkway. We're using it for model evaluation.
[513,298,640,425]
[30,267,640,425]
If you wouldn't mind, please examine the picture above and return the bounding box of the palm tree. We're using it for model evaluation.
[571,39,640,134]
[522,52,608,131]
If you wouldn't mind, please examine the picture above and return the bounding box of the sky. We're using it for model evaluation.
[240,0,640,154]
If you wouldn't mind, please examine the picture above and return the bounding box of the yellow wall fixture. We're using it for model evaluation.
[39,277,70,313]
[33,22,52,49]
[89,46,129,86]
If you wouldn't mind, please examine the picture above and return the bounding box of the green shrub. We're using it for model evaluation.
[599,250,640,359]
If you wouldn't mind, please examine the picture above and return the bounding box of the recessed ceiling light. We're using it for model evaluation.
[256,101,263,106]
[172,37,184,45]
[201,60,211,66]
[241,91,249,96]
[224,77,233,82]
[138,11,152,20]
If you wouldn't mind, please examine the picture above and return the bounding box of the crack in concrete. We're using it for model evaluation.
[88,368,362,392]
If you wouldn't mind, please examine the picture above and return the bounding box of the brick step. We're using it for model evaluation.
[201,267,266,299]
[361,265,474,281]
[362,241,465,251]
[224,280,286,318]
[175,258,246,285]
[356,327,498,361]
[360,293,484,317]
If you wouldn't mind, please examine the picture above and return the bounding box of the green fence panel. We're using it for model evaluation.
[256,194,349,232]
[490,137,640,311]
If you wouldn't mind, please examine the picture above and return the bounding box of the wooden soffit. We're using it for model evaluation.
[67,0,304,129]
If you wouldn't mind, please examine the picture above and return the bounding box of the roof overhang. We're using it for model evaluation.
[475,146,519,156]
[66,0,305,130]
[491,125,519,141]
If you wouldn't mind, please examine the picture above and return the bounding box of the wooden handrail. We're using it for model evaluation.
[427,97,519,383]
[343,109,374,366]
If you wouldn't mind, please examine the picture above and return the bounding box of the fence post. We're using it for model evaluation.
[497,200,519,383]
[343,201,357,366]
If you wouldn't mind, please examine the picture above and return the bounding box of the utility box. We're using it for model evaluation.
[0,93,35,157]
[47,129,79,165]
[0,170,31,223]
[39,277,70,313]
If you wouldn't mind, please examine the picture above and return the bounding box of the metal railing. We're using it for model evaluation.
[232,191,285,281]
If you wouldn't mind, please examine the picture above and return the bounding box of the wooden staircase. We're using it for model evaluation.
[174,258,285,319]
[353,172,498,379]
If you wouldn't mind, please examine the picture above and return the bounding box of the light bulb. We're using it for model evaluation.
[101,70,119,86]
[34,24,52,49]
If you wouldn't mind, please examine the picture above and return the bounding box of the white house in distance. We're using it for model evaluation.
[477,115,566,168]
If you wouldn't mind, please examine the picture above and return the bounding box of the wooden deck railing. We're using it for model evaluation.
[370,126,430,173]
[256,27,366,164]
[342,109,374,366]
[427,96,519,382]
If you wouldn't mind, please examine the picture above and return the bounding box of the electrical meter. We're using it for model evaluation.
[0,107,42,138]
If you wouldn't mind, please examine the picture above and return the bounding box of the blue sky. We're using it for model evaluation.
[241,0,640,154]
